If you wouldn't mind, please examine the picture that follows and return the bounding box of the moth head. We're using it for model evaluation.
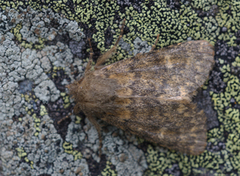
[67,77,86,112]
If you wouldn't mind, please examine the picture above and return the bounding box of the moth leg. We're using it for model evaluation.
[85,38,94,72]
[57,113,72,124]
[87,115,103,158]
[73,102,82,114]
[95,19,126,68]
[150,34,160,52]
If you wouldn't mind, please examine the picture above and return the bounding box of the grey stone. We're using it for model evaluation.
[18,80,33,94]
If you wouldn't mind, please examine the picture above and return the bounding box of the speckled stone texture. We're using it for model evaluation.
[0,0,240,175]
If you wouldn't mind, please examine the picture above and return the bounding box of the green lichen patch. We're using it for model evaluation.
[62,141,83,160]
[101,161,117,176]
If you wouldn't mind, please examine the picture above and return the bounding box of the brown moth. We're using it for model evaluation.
[67,19,215,156]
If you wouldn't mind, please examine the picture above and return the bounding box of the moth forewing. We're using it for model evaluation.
[67,19,215,156]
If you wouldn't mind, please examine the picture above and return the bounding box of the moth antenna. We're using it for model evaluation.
[95,19,126,67]
[150,34,160,52]
[85,38,94,72]
[113,18,125,48]
[73,103,81,114]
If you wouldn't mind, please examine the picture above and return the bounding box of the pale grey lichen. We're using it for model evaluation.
[69,40,86,58]
[20,25,39,43]
[34,80,60,102]
[65,115,86,147]
[133,37,152,56]
[40,56,51,72]
[101,126,148,176]
[0,6,89,176]
[66,21,84,42]
[0,10,21,32]
[119,38,132,54]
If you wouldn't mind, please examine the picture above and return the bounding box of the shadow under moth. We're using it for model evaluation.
[67,19,215,156]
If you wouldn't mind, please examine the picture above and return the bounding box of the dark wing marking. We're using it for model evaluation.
[96,40,214,99]
[100,97,207,155]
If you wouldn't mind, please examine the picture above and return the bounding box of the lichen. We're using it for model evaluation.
[1,0,240,175]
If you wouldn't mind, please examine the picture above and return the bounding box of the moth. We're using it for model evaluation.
[67,19,215,156]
